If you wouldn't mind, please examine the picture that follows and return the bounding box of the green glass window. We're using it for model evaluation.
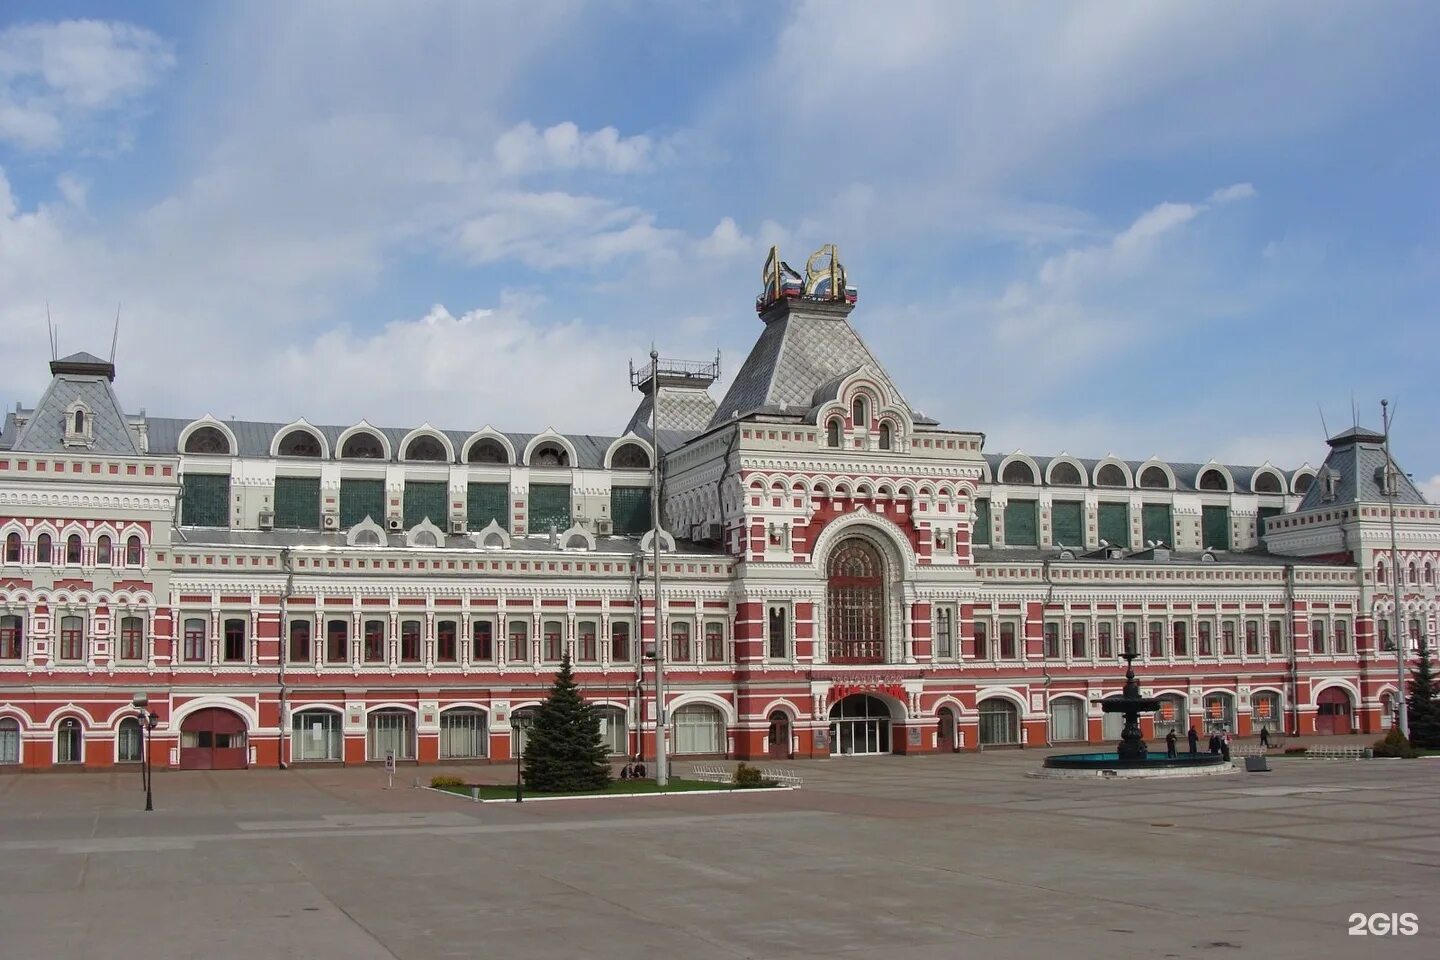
[1256,506,1283,539]
[339,479,385,529]
[274,477,320,530]
[610,486,651,535]
[1051,501,1083,547]
[1202,505,1231,551]
[1097,502,1128,547]
[466,482,509,532]
[403,481,447,529]
[528,484,571,533]
[181,473,230,527]
[972,498,991,546]
[1141,503,1172,546]
[1003,500,1038,546]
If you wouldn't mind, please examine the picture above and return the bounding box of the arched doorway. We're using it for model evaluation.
[978,698,1020,747]
[180,707,248,769]
[937,706,958,752]
[1315,687,1353,735]
[56,717,83,764]
[828,694,893,755]
[827,537,886,663]
[767,711,791,760]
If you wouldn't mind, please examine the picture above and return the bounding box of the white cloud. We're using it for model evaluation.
[0,19,174,150]
[1420,474,1440,505]
[494,121,657,175]
[455,191,681,271]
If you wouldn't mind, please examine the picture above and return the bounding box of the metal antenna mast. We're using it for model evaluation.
[650,348,668,786]
[1382,400,1408,738]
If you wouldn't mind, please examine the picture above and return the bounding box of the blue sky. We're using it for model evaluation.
[1,1,1437,494]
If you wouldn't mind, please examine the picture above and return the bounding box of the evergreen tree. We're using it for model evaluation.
[522,654,612,792]
[1407,637,1440,749]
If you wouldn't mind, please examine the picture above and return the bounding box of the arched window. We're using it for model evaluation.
[367,709,415,761]
[0,717,19,764]
[116,716,143,762]
[340,431,385,459]
[594,706,628,755]
[671,704,725,755]
[1198,469,1228,491]
[1254,472,1283,494]
[878,423,892,451]
[1426,562,1435,586]
[611,443,650,470]
[291,709,343,761]
[74,410,85,434]
[4,532,20,563]
[0,614,22,659]
[1096,463,1126,487]
[1293,473,1314,495]
[66,534,83,564]
[826,419,841,448]
[1408,562,1419,585]
[1376,560,1386,584]
[1139,465,1170,489]
[1251,692,1281,734]
[1049,461,1082,485]
[978,699,1020,746]
[405,435,447,462]
[184,426,231,455]
[827,537,886,664]
[439,708,488,759]
[277,429,322,457]
[851,396,868,427]
[125,535,143,566]
[56,717,83,764]
[530,443,569,467]
[1001,461,1035,485]
[467,438,508,464]
[96,535,112,565]
[36,533,52,564]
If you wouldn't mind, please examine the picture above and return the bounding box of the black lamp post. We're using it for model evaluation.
[514,739,523,803]
[131,692,159,812]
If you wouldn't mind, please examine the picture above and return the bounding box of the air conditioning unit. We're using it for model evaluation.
[449,519,466,535]
[257,511,274,530]
[387,517,403,531]
[594,519,613,536]
[322,514,339,530]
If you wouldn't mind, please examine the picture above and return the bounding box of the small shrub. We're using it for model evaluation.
[430,775,466,789]
[733,763,762,787]
[1372,729,1417,759]
[1283,747,1307,756]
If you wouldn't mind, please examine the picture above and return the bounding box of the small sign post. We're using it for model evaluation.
[384,750,396,789]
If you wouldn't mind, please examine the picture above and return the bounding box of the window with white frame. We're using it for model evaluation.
[767,605,789,659]
[439,709,487,759]
[595,706,627,755]
[703,621,725,663]
[933,606,954,659]
[183,617,207,663]
[116,717,143,762]
[292,709,343,761]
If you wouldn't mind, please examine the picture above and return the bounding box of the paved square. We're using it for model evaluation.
[1,753,1436,959]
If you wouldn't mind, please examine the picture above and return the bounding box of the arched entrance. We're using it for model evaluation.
[828,694,893,755]
[1315,687,1353,735]
[827,537,886,663]
[937,706,958,752]
[978,698,1020,747]
[179,707,248,769]
[767,711,791,760]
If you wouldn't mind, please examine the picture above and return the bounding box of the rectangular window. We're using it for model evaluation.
[402,481,447,529]
[1122,622,1138,657]
[999,622,1017,660]
[1141,503,1172,547]
[972,498,991,546]
[1378,618,1391,651]
[1311,619,1326,655]
[60,615,85,660]
[465,482,509,532]
[578,621,598,662]
[1098,622,1114,659]
[1269,621,1285,655]
[1148,621,1164,658]
[224,618,247,662]
[1245,620,1260,656]
[287,621,310,662]
[1070,622,1087,659]
[1197,621,1213,657]
[1097,502,1129,548]
[768,606,788,659]
[610,622,630,662]
[400,620,422,662]
[1222,621,1236,656]
[326,620,348,663]
[1004,500,1038,546]
[183,618,206,662]
[1043,621,1060,659]
[704,622,725,662]
[934,607,954,659]
[1051,501,1083,547]
[363,619,386,662]
[528,484,572,534]
[1173,621,1188,657]
[1335,620,1349,654]
[670,622,691,662]
[181,473,230,527]
[1201,505,1231,551]
[339,479,385,529]
[274,476,321,530]
[436,620,458,662]
[542,621,563,661]
[974,621,989,660]
[119,616,144,661]
[508,621,529,662]
[471,621,493,661]
[0,615,22,659]
[610,487,652,535]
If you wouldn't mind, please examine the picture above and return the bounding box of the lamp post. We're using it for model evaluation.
[131,692,158,812]
[514,738,523,803]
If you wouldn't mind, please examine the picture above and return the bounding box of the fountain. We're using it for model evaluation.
[1037,651,1234,779]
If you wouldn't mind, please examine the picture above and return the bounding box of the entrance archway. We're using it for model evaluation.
[1315,687,1353,735]
[179,707,249,769]
[937,706,958,752]
[828,694,893,755]
[978,698,1020,746]
[767,711,791,760]
[826,537,887,663]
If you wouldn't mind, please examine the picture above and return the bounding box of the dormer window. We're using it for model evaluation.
[851,396,868,427]
[826,419,841,448]
[63,401,94,449]
[878,422,892,450]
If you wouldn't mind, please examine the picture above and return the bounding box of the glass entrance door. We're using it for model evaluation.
[827,695,893,755]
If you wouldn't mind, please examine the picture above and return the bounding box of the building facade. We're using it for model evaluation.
[2,248,1437,771]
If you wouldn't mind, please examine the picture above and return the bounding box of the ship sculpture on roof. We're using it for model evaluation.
[756,243,857,314]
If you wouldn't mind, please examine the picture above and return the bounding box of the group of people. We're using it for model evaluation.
[618,759,648,780]
[1163,723,1262,761]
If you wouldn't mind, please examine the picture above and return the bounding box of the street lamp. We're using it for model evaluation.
[131,692,159,812]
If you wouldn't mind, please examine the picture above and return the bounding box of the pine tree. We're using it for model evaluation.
[522,654,612,792]
[1407,637,1440,749]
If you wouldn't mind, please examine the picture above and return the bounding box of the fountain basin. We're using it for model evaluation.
[1034,752,1236,780]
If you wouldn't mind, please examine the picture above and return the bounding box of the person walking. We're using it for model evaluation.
[1187,725,1199,755]
[1208,731,1222,755]
[1220,729,1231,762]
[1165,729,1177,758]
[1259,726,1271,749]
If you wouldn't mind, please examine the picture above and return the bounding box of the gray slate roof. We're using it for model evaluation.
[5,370,141,455]
[625,386,717,436]
[175,527,727,556]
[1295,427,1428,510]
[970,546,1348,568]
[981,453,1300,495]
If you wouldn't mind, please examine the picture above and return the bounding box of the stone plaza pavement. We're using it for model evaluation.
[0,749,1435,960]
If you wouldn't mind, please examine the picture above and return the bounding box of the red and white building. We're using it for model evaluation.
[1,250,1436,771]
